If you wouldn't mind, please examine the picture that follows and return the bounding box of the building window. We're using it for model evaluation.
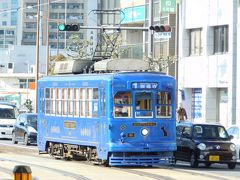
[214,25,228,54]
[19,79,35,89]
[26,22,37,29]
[2,21,7,26]
[189,28,202,56]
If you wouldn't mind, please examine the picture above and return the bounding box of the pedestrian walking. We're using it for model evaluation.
[176,103,188,122]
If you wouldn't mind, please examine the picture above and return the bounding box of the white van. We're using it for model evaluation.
[0,102,19,139]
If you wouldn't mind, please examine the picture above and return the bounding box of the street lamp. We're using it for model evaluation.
[35,0,40,113]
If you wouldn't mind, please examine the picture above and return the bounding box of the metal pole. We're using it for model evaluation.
[148,0,154,58]
[72,26,149,31]
[35,0,40,113]
[46,0,50,75]
[64,0,67,48]
[175,3,179,106]
[57,12,59,55]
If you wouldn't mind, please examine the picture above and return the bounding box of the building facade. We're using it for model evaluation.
[17,0,97,50]
[99,0,177,76]
[0,0,18,48]
[178,0,238,127]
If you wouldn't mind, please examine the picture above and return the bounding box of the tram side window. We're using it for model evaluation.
[80,88,86,117]
[68,88,73,116]
[62,88,68,115]
[86,89,92,117]
[85,88,99,118]
[45,88,51,114]
[114,91,132,118]
[73,88,80,117]
[156,92,172,118]
[50,88,56,115]
[56,88,62,115]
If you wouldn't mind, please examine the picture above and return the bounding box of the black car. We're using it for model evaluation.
[12,113,37,145]
[174,121,237,169]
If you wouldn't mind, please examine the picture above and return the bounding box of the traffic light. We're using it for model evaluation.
[149,25,171,32]
[58,24,80,31]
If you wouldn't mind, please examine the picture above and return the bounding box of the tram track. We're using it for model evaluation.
[109,165,231,180]
[0,157,90,180]
[80,161,233,180]
[0,142,175,180]
[0,142,238,180]
[0,166,12,180]
[110,167,176,180]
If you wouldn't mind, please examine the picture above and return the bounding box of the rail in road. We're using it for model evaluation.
[0,140,239,180]
[0,155,239,180]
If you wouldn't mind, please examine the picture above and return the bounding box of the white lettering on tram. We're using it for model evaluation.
[80,128,91,136]
[51,126,60,133]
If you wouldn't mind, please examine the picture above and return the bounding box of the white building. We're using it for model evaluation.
[0,73,36,109]
[178,0,238,127]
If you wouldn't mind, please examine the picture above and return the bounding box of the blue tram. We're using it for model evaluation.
[37,68,176,166]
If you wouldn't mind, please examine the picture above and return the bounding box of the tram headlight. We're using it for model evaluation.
[141,128,149,136]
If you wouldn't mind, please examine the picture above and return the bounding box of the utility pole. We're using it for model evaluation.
[46,0,50,75]
[175,3,179,106]
[35,0,40,113]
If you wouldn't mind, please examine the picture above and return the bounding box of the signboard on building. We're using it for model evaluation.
[192,88,202,119]
[121,5,145,24]
[120,0,145,8]
[160,0,176,13]
[154,32,172,39]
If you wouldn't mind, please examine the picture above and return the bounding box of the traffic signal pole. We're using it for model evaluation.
[148,0,154,59]
[58,25,149,31]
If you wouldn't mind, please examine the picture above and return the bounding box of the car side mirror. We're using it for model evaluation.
[229,135,234,140]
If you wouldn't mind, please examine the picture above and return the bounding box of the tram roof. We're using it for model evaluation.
[39,71,174,82]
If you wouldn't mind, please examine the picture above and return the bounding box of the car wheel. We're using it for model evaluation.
[228,163,236,169]
[190,152,198,168]
[24,134,29,146]
[170,153,177,166]
[12,132,18,144]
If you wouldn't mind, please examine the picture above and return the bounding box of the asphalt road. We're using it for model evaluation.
[0,139,239,180]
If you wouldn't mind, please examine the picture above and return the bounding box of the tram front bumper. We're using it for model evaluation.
[108,142,176,152]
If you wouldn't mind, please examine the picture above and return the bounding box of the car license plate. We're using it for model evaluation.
[209,155,219,161]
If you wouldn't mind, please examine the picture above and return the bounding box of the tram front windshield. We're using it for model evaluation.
[135,92,153,117]
[113,91,172,119]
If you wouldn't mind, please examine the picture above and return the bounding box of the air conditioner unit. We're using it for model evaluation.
[7,62,14,73]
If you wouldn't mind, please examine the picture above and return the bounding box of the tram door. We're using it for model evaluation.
[38,87,46,150]
[98,88,108,158]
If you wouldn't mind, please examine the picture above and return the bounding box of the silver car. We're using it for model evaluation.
[227,126,240,160]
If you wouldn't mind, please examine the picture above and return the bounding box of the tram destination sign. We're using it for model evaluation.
[132,82,158,89]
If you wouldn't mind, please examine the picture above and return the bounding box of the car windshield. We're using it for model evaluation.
[193,125,229,139]
[0,108,16,119]
[27,115,37,130]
